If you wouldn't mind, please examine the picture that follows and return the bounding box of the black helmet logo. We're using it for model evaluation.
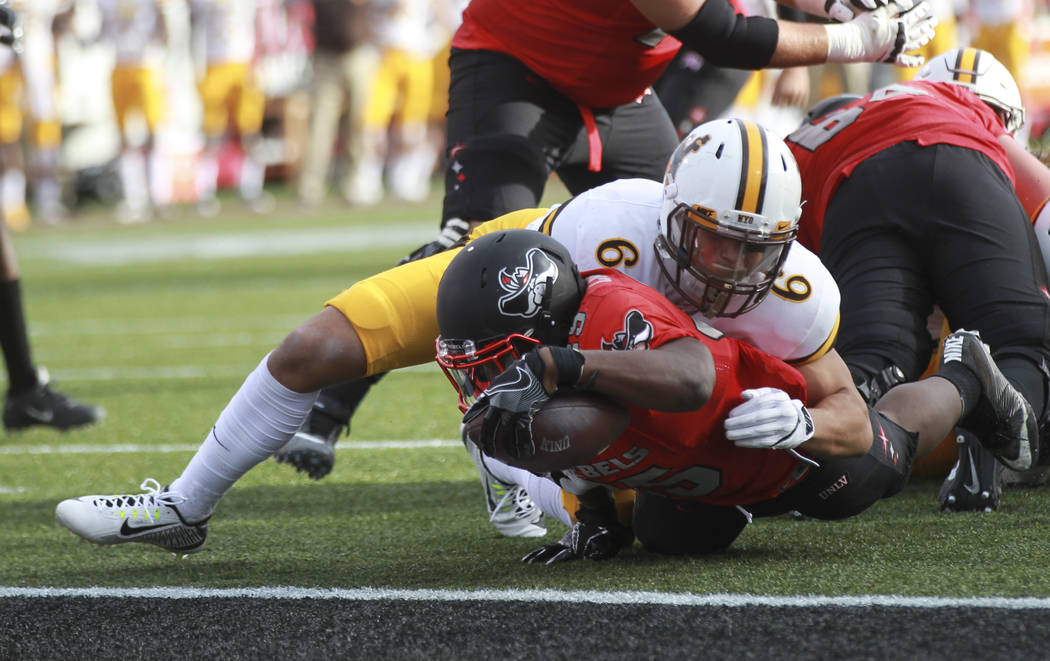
[601,309,653,351]
[497,248,559,318]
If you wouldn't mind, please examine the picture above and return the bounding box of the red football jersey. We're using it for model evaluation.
[787,81,1014,252]
[452,0,681,108]
[568,270,810,505]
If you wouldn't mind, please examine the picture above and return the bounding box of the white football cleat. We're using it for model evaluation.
[56,479,208,554]
[464,433,546,538]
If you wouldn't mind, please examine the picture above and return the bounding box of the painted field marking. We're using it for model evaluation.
[2,586,1050,609]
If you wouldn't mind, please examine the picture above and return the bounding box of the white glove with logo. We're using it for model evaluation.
[724,387,814,450]
[823,0,902,22]
[824,0,937,67]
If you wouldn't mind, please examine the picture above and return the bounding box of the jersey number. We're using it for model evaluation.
[787,83,931,151]
[618,464,721,498]
[596,239,640,268]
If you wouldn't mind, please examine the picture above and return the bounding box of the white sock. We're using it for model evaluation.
[524,472,573,527]
[169,354,318,521]
[1,168,25,210]
[483,454,573,527]
[196,150,219,201]
[119,150,149,210]
[149,147,170,207]
[238,154,265,201]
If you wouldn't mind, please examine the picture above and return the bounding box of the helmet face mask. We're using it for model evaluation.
[915,48,1025,134]
[656,119,802,318]
[436,333,541,412]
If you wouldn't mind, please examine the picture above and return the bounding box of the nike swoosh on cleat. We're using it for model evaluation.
[963,447,982,495]
[119,519,179,537]
[22,406,54,423]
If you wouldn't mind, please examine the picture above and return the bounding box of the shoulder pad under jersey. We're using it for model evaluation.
[708,242,840,364]
[528,178,665,276]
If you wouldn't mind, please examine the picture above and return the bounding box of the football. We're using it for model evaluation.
[464,391,631,473]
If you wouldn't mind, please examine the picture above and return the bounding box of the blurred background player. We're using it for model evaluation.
[347,0,449,205]
[19,0,72,224]
[96,0,170,224]
[0,9,27,232]
[189,0,272,215]
[295,0,377,209]
[0,2,103,432]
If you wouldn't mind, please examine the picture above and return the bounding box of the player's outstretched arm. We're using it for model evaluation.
[569,337,715,413]
[632,0,936,70]
[724,349,873,458]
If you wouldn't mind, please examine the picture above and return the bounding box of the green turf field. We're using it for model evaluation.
[3,187,1049,599]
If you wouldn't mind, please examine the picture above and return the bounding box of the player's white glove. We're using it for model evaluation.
[823,0,909,22]
[724,387,814,450]
[824,0,937,67]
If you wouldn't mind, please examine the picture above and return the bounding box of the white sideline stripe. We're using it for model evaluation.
[14,223,436,266]
[0,440,459,455]
[2,586,1049,609]
[0,362,440,383]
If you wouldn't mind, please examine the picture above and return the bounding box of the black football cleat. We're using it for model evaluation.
[3,381,105,431]
[941,330,1039,471]
[939,431,1003,512]
[274,414,343,480]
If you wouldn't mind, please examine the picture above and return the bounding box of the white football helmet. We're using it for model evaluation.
[914,47,1025,134]
[655,118,802,318]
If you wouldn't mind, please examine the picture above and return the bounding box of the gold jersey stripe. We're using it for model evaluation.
[954,48,980,85]
[790,313,840,366]
[735,120,768,214]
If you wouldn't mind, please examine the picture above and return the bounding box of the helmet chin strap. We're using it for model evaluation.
[535,276,559,345]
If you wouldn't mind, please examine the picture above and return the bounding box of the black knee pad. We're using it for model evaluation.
[442,134,549,222]
[633,493,750,555]
[849,364,907,406]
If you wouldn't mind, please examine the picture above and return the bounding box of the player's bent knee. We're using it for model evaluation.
[633,494,749,555]
[269,307,366,393]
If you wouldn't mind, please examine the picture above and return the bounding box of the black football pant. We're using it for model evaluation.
[633,409,917,555]
[821,141,1050,422]
[442,48,680,223]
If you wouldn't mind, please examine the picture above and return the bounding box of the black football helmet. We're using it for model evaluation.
[804,93,862,122]
[435,229,586,410]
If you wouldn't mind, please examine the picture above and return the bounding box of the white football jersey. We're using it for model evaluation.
[97,0,164,66]
[526,178,840,364]
[190,0,256,64]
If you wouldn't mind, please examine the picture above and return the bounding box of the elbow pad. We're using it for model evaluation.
[669,0,779,70]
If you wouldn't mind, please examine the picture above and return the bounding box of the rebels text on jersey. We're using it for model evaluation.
[568,270,810,504]
[787,81,1014,252]
[527,178,840,365]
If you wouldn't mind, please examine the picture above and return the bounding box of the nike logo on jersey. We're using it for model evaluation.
[119,519,178,537]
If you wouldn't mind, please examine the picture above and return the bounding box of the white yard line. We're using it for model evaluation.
[0,440,458,455]
[14,223,436,266]
[2,586,1049,609]
[0,361,439,383]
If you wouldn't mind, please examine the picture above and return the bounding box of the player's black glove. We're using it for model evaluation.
[521,490,634,565]
[0,6,16,47]
[463,346,584,460]
[397,218,470,265]
[463,350,551,459]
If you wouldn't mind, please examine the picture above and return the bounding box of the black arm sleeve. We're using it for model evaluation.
[669,0,779,70]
